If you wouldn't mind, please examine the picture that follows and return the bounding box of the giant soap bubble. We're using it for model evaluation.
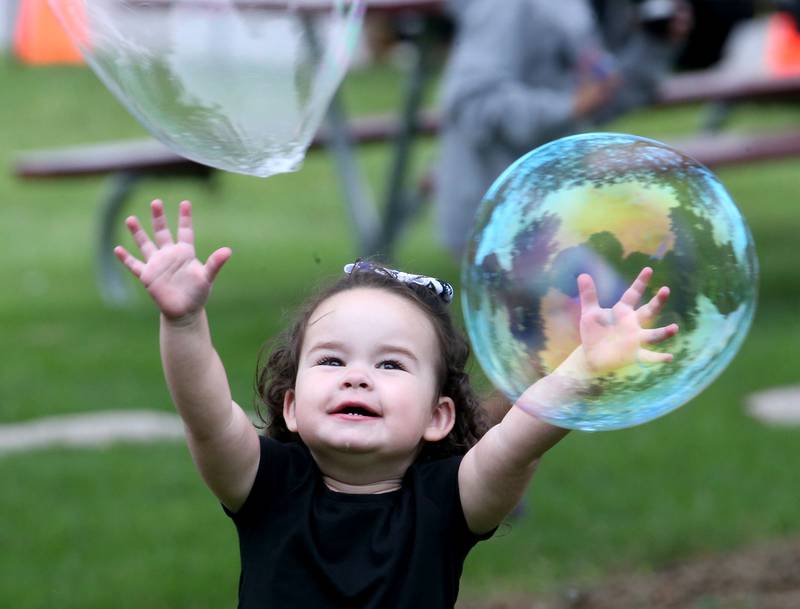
[48,0,365,177]
[462,133,758,431]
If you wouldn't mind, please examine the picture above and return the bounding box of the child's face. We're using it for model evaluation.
[283,288,455,468]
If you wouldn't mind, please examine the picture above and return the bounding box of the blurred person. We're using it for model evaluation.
[435,0,692,258]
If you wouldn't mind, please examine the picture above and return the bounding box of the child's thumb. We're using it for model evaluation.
[205,247,232,283]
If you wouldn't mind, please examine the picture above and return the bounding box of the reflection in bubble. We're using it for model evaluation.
[463,133,758,431]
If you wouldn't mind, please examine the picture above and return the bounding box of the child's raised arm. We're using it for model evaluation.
[115,199,260,512]
[459,267,678,534]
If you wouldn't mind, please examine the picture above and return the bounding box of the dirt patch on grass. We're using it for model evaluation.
[460,537,800,609]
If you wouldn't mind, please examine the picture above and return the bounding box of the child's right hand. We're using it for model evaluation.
[576,267,678,374]
[114,199,231,321]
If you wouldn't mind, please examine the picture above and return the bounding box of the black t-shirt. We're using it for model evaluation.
[223,436,494,609]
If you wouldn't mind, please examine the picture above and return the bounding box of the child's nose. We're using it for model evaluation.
[341,367,372,390]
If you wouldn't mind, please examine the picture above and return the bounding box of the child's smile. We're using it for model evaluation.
[330,400,382,419]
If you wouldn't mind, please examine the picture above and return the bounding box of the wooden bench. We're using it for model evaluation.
[659,72,800,106]
[13,111,441,179]
[657,72,800,132]
[19,70,800,179]
[670,130,800,166]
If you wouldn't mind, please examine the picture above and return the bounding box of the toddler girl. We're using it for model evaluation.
[114,199,678,609]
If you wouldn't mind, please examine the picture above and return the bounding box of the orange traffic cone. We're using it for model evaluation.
[14,0,85,65]
[766,12,800,78]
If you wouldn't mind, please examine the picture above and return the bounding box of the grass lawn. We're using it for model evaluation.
[1,54,799,607]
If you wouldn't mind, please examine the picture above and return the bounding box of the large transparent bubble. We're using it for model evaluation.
[462,133,758,431]
[48,0,365,177]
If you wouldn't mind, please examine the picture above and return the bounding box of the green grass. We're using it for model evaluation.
[2,55,800,607]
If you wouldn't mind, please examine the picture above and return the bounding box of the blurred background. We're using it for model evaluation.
[1,0,799,607]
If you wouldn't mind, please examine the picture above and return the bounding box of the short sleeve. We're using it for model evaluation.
[222,436,314,524]
[414,456,496,556]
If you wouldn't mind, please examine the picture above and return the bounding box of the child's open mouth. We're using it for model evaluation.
[331,402,381,419]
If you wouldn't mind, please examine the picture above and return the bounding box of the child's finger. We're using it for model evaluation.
[619,267,653,309]
[177,200,194,246]
[637,348,674,364]
[205,247,232,284]
[125,215,157,260]
[114,246,145,278]
[577,273,599,313]
[637,286,670,324]
[150,199,175,248]
[640,323,679,345]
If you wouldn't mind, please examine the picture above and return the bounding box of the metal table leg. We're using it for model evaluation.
[304,11,435,259]
[379,12,434,258]
[325,93,382,255]
[701,100,735,133]
[97,171,140,305]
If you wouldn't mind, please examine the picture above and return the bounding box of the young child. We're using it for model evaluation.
[114,199,678,609]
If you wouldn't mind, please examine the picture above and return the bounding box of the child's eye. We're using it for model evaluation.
[317,356,343,367]
[377,359,405,371]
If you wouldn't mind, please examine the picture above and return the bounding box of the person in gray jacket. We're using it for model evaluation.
[435,0,691,258]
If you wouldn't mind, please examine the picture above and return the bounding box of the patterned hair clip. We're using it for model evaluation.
[344,260,455,305]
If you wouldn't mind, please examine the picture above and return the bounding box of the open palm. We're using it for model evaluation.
[577,267,679,374]
[114,199,231,320]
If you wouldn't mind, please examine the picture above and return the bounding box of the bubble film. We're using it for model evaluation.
[462,133,758,431]
[49,0,365,177]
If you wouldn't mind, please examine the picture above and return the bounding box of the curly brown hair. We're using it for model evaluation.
[254,265,489,461]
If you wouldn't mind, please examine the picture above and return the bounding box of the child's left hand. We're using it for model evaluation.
[577,267,679,374]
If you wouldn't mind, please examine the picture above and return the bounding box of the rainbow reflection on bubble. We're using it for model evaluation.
[462,133,758,431]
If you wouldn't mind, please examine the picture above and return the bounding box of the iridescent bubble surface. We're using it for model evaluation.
[462,133,758,431]
[48,0,365,177]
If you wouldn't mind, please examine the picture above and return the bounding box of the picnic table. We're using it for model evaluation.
[14,1,800,304]
[15,0,446,304]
